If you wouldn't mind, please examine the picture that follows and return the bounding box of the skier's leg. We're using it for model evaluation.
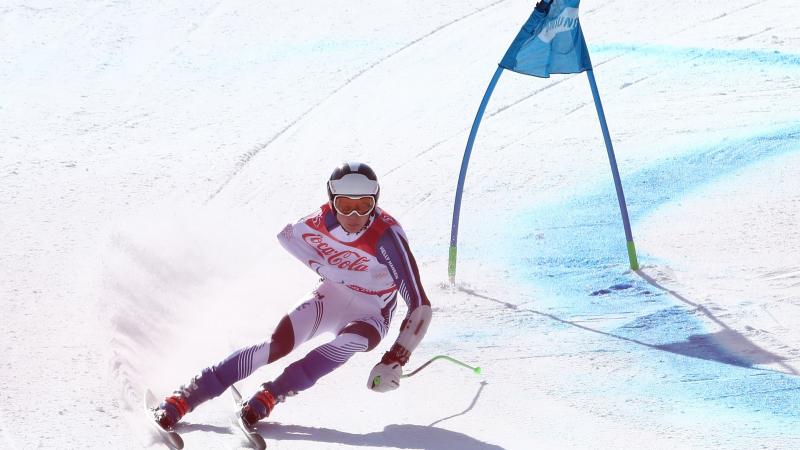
[267,295,397,399]
[156,286,333,428]
[188,286,333,401]
[270,330,371,396]
[154,315,292,429]
[176,314,293,407]
[239,328,377,426]
[238,288,395,426]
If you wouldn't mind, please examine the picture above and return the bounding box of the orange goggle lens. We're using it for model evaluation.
[333,195,375,217]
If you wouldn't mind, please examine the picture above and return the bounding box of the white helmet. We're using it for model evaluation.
[327,162,380,202]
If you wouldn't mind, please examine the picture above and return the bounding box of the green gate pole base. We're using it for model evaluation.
[627,240,640,271]
[448,245,458,284]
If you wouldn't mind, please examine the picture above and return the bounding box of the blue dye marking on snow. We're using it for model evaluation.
[590,283,632,296]
[497,126,800,421]
[589,43,800,68]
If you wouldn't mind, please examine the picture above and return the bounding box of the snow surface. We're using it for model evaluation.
[2,0,800,448]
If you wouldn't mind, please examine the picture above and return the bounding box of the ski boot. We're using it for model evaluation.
[155,367,229,429]
[239,383,283,428]
[153,370,208,429]
[154,380,197,430]
[154,394,189,430]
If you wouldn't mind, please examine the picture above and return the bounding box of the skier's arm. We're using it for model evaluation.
[277,222,323,272]
[369,226,432,392]
[376,226,431,313]
[276,214,347,282]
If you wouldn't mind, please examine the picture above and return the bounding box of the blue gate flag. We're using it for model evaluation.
[499,0,592,78]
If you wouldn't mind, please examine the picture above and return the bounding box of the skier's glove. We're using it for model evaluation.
[368,306,431,392]
[368,360,402,392]
[367,344,407,392]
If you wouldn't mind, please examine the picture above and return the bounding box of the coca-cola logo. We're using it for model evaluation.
[302,233,369,271]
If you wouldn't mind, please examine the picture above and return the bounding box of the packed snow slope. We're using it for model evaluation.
[2,0,800,448]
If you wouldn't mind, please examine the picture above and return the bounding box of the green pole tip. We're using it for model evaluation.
[474,367,481,375]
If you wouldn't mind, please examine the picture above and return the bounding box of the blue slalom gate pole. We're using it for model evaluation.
[586,69,639,270]
[449,66,505,284]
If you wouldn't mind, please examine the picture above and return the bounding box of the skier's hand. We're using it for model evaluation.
[368,361,402,392]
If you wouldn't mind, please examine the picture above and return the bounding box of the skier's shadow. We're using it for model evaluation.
[257,423,504,450]
[256,381,502,449]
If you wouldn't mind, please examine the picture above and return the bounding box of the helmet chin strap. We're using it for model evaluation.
[340,212,374,235]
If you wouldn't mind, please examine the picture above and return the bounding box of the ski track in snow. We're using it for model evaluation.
[207,0,511,202]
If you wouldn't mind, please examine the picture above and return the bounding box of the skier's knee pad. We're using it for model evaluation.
[339,321,381,351]
[267,315,295,363]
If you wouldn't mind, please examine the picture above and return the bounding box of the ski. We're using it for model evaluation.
[230,384,267,450]
[143,389,185,449]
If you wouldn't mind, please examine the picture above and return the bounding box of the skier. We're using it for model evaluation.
[153,162,432,430]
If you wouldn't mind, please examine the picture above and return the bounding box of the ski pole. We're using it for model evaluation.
[371,355,481,389]
[402,354,482,378]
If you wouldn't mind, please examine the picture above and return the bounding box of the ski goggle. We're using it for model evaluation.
[332,195,376,217]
